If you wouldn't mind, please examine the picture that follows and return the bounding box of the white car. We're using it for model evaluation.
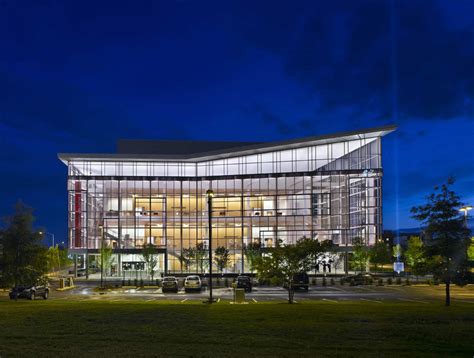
[184,275,202,293]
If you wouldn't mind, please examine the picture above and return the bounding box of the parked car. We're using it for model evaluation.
[235,275,252,292]
[284,272,309,291]
[9,283,49,300]
[342,273,374,286]
[161,276,179,293]
[184,275,202,293]
[68,268,87,277]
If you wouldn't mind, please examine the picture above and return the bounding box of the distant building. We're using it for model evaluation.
[58,125,396,277]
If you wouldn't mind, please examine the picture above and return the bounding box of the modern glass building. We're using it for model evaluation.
[58,125,395,278]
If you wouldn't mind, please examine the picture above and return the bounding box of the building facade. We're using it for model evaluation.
[59,125,395,278]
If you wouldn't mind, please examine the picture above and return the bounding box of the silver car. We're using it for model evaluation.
[184,275,202,293]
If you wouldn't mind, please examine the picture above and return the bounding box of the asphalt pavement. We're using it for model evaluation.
[7,283,469,304]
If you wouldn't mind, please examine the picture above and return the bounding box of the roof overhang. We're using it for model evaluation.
[58,124,397,164]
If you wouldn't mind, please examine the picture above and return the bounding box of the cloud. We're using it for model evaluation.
[237,0,474,121]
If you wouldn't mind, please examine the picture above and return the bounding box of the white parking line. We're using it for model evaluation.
[452,299,474,304]
[217,298,221,303]
[252,298,258,303]
[322,298,338,303]
[181,298,188,303]
[397,298,428,304]
[330,287,347,292]
[360,298,382,303]
[355,287,375,292]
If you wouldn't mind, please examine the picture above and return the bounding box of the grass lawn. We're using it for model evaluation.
[0,299,473,357]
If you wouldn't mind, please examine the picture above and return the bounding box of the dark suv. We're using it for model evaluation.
[284,272,309,291]
[9,284,50,300]
[235,276,252,292]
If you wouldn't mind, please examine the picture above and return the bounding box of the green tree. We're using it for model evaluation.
[411,178,471,306]
[142,243,158,281]
[254,237,330,303]
[468,237,474,261]
[405,236,426,278]
[0,202,47,287]
[243,241,261,273]
[392,244,402,262]
[214,246,230,274]
[369,240,391,272]
[46,245,71,275]
[195,242,208,274]
[350,237,370,273]
[58,246,72,270]
[99,246,114,286]
[46,245,60,274]
[179,247,195,272]
[330,253,344,274]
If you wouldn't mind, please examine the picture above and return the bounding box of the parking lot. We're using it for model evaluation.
[4,282,472,304]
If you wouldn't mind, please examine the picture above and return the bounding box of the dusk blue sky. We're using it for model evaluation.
[1,0,473,245]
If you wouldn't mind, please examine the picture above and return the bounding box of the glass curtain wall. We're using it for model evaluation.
[67,138,382,276]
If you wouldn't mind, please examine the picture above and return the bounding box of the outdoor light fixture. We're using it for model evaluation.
[205,189,215,303]
[460,205,472,228]
[39,231,56,247]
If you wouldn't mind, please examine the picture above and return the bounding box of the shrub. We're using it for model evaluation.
[155,279,159,286]
[377,278,384,286]
[405,278,410,286]
[330,278,335,285]
[339,278,345,285]
[127,279,131,286]
[395,277,402,285]
[134,278,138,287]
[312,278,317,285]
[225,278,229,287]
[387,277,393,285]
[139,279,144,287]
[434,278,440,285]
[322,277,327,286]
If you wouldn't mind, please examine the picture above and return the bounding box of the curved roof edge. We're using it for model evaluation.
[58,124,397,164]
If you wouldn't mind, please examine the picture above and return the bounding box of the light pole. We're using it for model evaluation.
[99,224,104,289]
[39,231,55,247]
[459,206,472,228]
[206,189,215,303]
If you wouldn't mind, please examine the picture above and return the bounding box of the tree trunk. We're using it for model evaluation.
[445,277,450,306]
[287,278,294,304]
[445,258,451,307]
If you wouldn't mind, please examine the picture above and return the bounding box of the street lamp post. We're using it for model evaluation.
[39,231,55,247]
[460,206,472,228]
[206,189,215,304]
[99,225,104,289]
